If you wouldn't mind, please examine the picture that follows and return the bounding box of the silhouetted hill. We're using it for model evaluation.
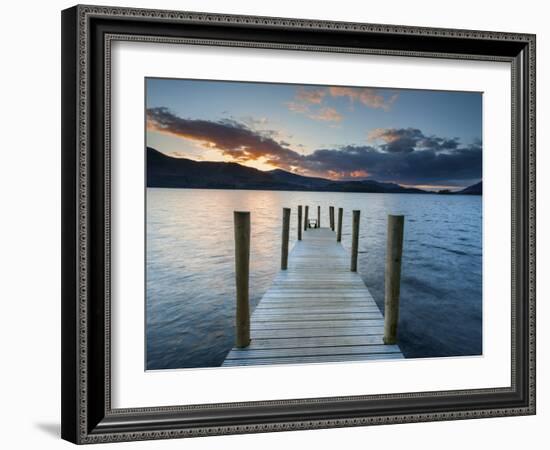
[267,168,330,189]
[147,147,428,194]
[147,147,286,190]
[456,181,482,195]
[323,180,426,194]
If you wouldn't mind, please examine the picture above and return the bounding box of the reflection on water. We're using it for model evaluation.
[146,188,482,370]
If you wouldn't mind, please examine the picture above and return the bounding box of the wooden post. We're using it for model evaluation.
[329,206,335,231]
[281,207,291,270]
[317,206,321,228]
[304,206,309,231]
[337,207,343,242]
[350,210,360,272]
[384,215,405,345]
[297,205,302,240]
[234,211,250,348]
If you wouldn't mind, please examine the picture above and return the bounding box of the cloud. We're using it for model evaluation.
[299,144,481,184]
[241,116,269,128]
[329,87,398,111]
[287,87,338,122]
[309,107,343,123]
[286,101,310,114]
[417,136,460,151]
[287,85,398,122]
[369,127,461,153]
[349,170,369,178]
[368,127,424,153]
[295,87,326,104]
[287,102,343,122]
[147,107,302,169]
[147,108,481,185]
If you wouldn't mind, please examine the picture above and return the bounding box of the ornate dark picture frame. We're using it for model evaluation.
[61,4,536,444]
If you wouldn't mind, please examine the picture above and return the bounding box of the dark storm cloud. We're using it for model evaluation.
[369,127,461,154]
[147,108,481,185]
[418,136,460,151]
[301,144,481,184]
[368,127,423,153]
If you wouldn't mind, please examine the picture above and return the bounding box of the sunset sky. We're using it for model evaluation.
[146,78,482,190]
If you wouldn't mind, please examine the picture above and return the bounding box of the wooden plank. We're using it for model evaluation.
[222,353,404,366]
[223,227,403,367]
[251,313,384,321]
[262,293,375,298]
[259,301,378,307]
[251,328,384,339]
[271,291,359,296]
[226,345,402,359]
[260,299,377,305]
[253,313,383,319]
[250,317,384,330]
[262,292,375,295]
[254,303,381,316]
[255,304,381,310]
[256,301,379,307]
[241,335,385,349]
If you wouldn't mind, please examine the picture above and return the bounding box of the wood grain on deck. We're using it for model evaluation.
[223,227,403,367]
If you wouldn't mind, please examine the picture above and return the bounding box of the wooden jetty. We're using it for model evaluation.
[223,214,404,367]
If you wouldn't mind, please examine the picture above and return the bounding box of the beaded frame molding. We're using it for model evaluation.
[61,4,536,444]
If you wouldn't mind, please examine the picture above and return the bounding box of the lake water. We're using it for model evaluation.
[146,188,482,370]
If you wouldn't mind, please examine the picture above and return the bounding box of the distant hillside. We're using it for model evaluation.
[267,168,330,189]
[323,180,426,194]
[456,181,482,195]
[147,147,428,194]
[147,147,286,190]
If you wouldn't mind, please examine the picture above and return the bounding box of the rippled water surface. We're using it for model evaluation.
[146,188,482,370]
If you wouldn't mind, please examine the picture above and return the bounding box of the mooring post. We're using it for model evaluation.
[337,207,343,242]
[281,207,291,270]
[234,211,250,348]
[350,210,360,272]
[384,215,405,345]
[317,206,321,228]
[297,205,302,240]
[304,205,309,231]
[329,206,335,231]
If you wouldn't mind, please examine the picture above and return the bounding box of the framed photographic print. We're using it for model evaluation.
[61,4,536,444]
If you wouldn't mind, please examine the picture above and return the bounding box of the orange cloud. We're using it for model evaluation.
[295,87,326,104]
[309,107,343,123]
[286,101,310,114]
[349,169,369,178]
[147,107,302,169]
[329,86,398,111]
[287,97,343,122]
[288,86,398,120]
[368,127,404,143]
[287,86,343,122]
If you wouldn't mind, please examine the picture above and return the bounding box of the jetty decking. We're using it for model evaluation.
[223,227,403,367]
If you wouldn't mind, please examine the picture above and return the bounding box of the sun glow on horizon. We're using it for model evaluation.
[162,148,278,172]
[399,183,465,192]
[146,79,482,188]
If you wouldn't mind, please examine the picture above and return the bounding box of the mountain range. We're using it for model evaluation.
[147,147,481,195]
